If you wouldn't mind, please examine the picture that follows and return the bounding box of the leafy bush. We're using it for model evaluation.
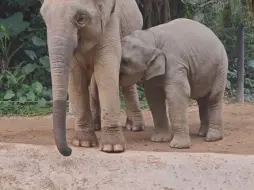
[0,0,254,115]
[0,2,51,112]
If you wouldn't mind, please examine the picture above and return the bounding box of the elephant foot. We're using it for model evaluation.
[205,127,223,142]
[99,126,126,153]
[124,117,144,132]
[170,134,191,149]
[72,130,98,147]
[151,129,172,142]
[197,124,208,137]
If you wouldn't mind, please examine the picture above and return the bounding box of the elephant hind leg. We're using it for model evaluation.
[205,65,226,142]
[197,97,209,137]
[204,91,224,142]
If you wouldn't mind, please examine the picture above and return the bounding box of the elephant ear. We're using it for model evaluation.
[95,0,116,14]
[145,49,166,80]
[95,0,116,32]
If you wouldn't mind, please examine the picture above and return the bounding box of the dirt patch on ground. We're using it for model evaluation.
[1,103,254,155]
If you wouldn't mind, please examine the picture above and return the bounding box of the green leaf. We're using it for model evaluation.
[16,90,24,98]
[32,81,43,95]
[247,60,254,68]
[22,63,37,74]
[4,90,15,100]
[0,32,4,40]
[245,94,253,102]
[5,72,18,86]
[24,50,37,60]
[21,84,30,91]
[228,70,237,78]
[38,98,47,107]
[226,80,231,90]
[19,96,27,104]
[0,24,10,40]
[26,91,36,101]
[32,36,46,47]
[0,25,6,31]
[42,88,52,99]
[0,12,30,37]
[39,56,50,72]
[244,88,252,95]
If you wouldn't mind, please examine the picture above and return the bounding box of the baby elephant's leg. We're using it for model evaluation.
[205,65,226,142]
[165,76,191,149]
[144,80,172,142]
[124,115,133,130]
[122,84,144,131]
[205,94,224,142]
[197,97,209,137]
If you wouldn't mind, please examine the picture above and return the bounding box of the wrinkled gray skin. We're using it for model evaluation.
[88,74,144,132]
[40,0,143,156]
[119,18,228,149]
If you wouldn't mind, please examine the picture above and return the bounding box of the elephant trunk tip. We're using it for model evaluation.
[52,100,72,157]
[57,146,72,157]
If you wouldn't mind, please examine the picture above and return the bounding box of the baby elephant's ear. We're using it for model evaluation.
[145,49,166,80]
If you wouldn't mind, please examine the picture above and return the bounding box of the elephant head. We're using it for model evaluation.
[40,0,116,156]
[119,31,166,86]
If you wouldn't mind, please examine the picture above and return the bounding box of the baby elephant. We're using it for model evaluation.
[119,18,228,149]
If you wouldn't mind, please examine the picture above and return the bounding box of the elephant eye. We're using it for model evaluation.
[75,12,89,27]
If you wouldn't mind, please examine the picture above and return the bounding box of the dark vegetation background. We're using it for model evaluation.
[0,0,254,115]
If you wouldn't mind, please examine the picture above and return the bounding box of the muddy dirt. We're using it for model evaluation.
[1,103,254,155]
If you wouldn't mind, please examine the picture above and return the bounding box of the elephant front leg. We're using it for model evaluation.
[144,80,172,142]
[122,84,144,131]
[94,55,125,153]
[68,60,98,148]
[165,77,191,149]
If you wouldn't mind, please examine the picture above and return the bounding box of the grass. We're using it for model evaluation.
[0,102,52,116]
[0,100,149,116]
[0,96,243,116]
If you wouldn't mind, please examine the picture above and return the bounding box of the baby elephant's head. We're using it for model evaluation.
[119,31,166,86]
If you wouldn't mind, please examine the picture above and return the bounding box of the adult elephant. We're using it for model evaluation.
[40,0,143,156]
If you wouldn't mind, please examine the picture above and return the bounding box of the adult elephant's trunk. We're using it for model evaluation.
[47,28,76,156]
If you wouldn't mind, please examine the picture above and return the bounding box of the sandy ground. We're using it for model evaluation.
[1,142,254,190]
[0,103,254,154]
[1,103,254,189]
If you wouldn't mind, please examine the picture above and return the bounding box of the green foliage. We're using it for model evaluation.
[1,0,254,115]
[0,1,50,114]
[181,0,254,101]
